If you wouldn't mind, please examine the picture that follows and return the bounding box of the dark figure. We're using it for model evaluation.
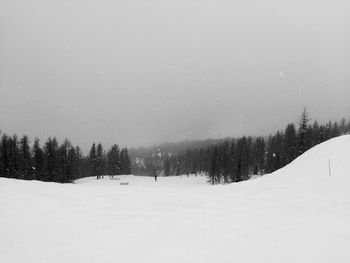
[153,168,157,182]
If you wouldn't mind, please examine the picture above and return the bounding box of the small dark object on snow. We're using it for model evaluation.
[153,168,157,182]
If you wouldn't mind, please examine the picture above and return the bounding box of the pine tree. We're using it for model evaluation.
[44,137,59,182]
[89,143,98,179]
[120,148,131,175]
[73,146,82,179]
[0,134,9,177]
[228,139,236,182]
[252,137,265,175]
[44,138,59,182]
[209,146,219,185]
[8,135,20,179]
[236,137,249,181]
[221,141,230,183]
[33,138,44,181]
[67,146,77,182]
[283,123,298,165]
[107,144,120,176]
[339,118,346,135]
[311,121,320,146]
[19,135,32,180]
[96,143,105,178]
[164,156,170,177]
[124,149,131,174]
[298,107,310,155]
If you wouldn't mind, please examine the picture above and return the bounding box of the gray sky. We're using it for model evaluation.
[1,0,349,152]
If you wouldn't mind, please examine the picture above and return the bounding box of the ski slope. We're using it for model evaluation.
[1,135,350,263]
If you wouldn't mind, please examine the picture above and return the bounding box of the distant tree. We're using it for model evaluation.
[209,146,219,185]
[331,122,340,138]
[228,139,236,182]
[221,141,230,183]
[236,137,250,181]
[89,143,98,179]
[57,139,70,183]
[32,138,44,180]
[125,149,131,175]
[107,144,120,176]
[44,137,59,182]
[265,132,284,174]
[184,150,193,176]
[283,123,298,165]
[252,137,265,175]
[311,121,320,146]
[164,156,171,177]
[198,148,205,174]
[120,148,131,175]
[0,134,9,177]
[339,118,347,135]
[73,146,83,179]
[19,135,32,180]
[96,143,105,178]
[298,107,311,155]
[9,135,20,179]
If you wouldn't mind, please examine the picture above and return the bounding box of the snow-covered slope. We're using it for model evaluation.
[1,135,349,263]
[268,134,350,181]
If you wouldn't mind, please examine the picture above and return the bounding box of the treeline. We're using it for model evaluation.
[131,110,350,184]
[208,110,349,184]
[0,134,131,183]
[88,143,131,180]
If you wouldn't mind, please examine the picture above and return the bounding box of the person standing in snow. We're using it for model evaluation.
[153,168,157,182]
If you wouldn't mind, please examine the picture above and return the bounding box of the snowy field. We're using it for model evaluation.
[1,136,350,263]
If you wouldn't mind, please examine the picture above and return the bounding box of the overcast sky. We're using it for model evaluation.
[1,0,349,152]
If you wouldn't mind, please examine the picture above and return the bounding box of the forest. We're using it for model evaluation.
[1,109,349,184]
[0,136,131,183]
[130,110,350,184]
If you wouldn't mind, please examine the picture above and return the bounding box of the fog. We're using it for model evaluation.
[1,0,349,152]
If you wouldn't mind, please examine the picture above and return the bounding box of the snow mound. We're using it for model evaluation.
[249,135,350,187]
[275,134,350,179]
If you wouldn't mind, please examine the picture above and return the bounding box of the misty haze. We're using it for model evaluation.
[0,1,349,263]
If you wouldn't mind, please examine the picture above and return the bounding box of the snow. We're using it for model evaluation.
[1,135,350,263]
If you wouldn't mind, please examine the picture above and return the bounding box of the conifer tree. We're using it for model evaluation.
[228,139,236,182]
[209,146,219,185]
[32,138,44,181]
[9,135,20,179]
[107,144,120,176]
[254,137,265,174]
[73,146,82,179]
[19,135,32,180]
[283,123,298,165]
[89,143,98,179]
[44,137,59,182]
[221,141,230,183]
[0,134,9,177]
[164,156,170,177]
[96,143,105,178]
[120,148,131,175]
[298,107,310,155]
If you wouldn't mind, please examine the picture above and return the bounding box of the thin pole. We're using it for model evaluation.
[328,159,332,177]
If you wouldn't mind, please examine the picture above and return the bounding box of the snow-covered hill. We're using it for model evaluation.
[1,135,349,263]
